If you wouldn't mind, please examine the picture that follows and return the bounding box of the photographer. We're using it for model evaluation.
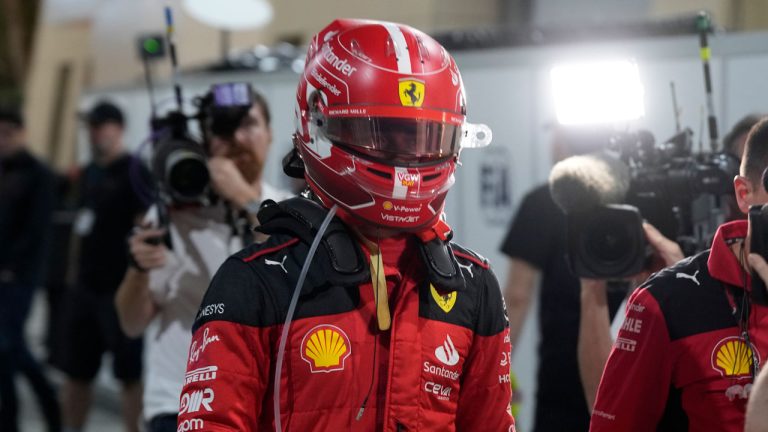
[114,85,290,432]
[590,118,768,432]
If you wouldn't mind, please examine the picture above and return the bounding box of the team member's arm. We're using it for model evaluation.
[114,227,166,337]
[456,269,515,431]
[589,287,674,431]
[177,257,273,431]
[746,253,768,432]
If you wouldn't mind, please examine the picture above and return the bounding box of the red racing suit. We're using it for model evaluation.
[177,198,514,431]
[591,220,768,431]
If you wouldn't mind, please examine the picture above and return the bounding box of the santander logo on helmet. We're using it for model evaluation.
[294,19,492,232]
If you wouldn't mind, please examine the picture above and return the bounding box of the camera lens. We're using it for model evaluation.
[570,205,646,278]
[166,150,210,202]
[584,216,632,265]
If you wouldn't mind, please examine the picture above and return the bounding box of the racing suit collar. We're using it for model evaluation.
[708,220,751,290]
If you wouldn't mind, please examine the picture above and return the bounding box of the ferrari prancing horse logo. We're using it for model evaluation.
[430,284,457,313]
[399,79,425,107]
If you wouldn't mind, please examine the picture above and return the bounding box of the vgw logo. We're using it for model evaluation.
[397,171,420,187]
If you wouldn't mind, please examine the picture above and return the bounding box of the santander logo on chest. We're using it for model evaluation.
[435,334,460,366]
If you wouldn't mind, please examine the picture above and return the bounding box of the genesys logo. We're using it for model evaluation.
[196,303,225,320]
[177,418,204,432]
[435,335,460,366]
[179,388,214,414]
[188,328,221,365]
[424,381,452,401]
[185,366,218,385]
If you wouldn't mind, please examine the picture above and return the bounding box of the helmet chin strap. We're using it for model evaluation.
[415,218,452,243]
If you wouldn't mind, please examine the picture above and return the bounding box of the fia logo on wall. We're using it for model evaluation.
[479,146,513,224]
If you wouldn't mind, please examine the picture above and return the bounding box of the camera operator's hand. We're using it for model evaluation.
[625,223,686,287]
[128,226,168,271]
[208,156,260,209]
[643,222,684,268]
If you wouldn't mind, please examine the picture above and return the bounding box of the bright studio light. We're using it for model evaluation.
[551,60,645,126]
[182,0,274,30]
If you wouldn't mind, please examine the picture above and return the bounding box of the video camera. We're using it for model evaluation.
[559,128,739,279]
[149,82,255,205]
[551,15,733,279]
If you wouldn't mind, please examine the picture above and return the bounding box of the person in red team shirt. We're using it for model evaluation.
[590,117,768,432]
[176,19,514,432]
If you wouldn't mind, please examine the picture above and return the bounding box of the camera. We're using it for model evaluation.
[749,204,768,304]
[150,82,255,205]
[566,128,739,278]
[568,204,647,278]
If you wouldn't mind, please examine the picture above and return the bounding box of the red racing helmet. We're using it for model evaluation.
[294,19,491,231]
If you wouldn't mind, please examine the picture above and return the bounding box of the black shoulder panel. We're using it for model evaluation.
[419,242,507,336]
[419,280,477,331]
[474,266,509,337]
[645,251,737,341]
[256,197,366,275]
[193,230,366,332]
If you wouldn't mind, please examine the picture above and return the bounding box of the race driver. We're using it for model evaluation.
[590,117,768,431]
[176,19,514,431]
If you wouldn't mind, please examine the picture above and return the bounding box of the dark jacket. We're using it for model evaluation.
[0,149,55,287]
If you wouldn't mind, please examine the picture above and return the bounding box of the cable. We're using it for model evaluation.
[738,244,759,379]
[357,228,382,421]
[273,204,338,432]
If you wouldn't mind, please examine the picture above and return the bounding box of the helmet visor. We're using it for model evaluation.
[321,116,461,163]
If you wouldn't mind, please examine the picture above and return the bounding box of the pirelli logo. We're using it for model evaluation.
[615,337,637,352]
[185,366,218,385]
